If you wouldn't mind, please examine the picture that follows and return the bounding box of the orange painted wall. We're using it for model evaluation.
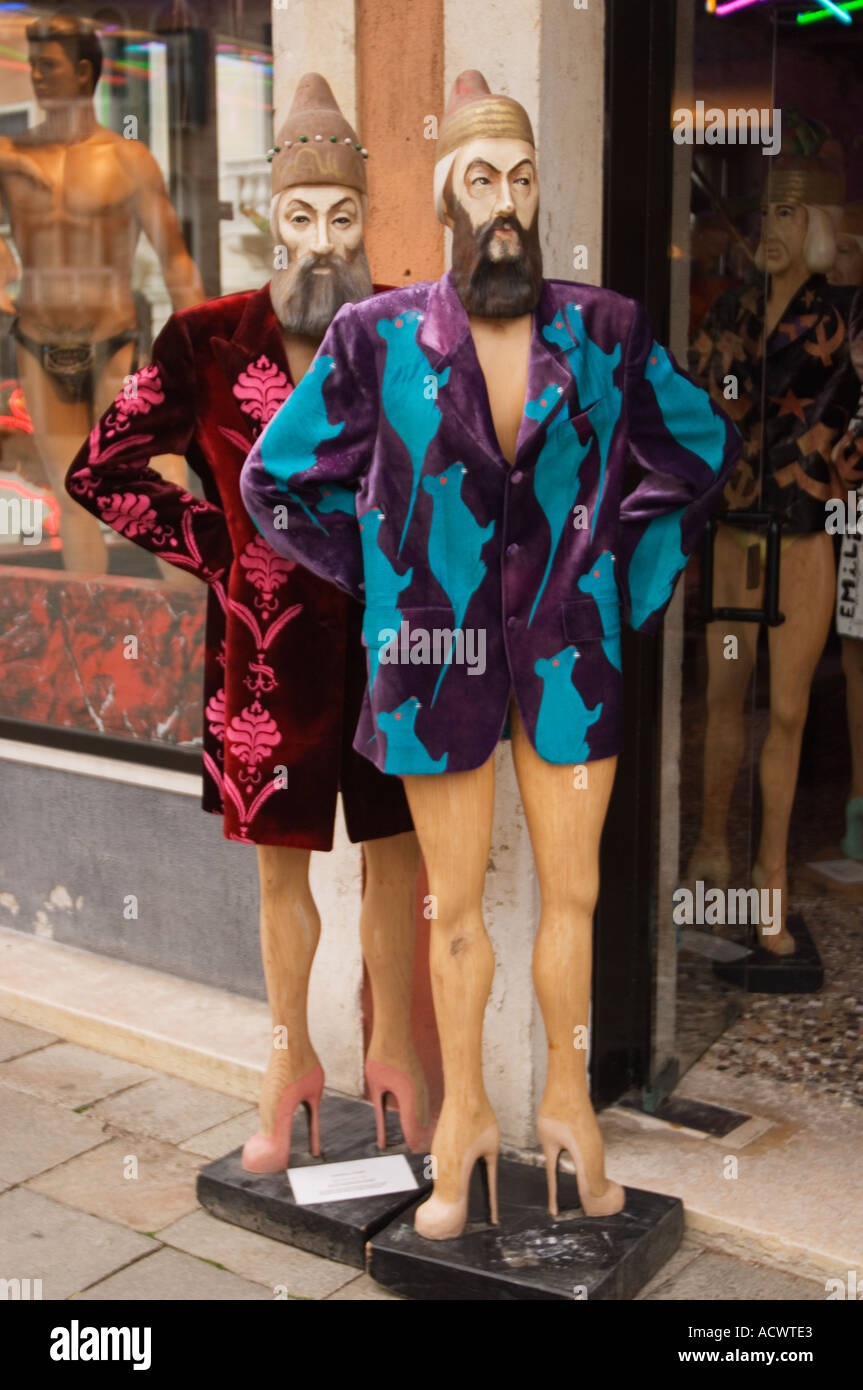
[356,0,445,287]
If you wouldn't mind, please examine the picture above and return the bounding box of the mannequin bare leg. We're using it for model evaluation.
[361,831,430,1136]
[756,531,836,950]
[255,845,322,1136]
[402,758,498,1229]
[509,701,622,1214]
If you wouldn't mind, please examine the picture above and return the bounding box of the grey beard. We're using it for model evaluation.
[270,250,374,341]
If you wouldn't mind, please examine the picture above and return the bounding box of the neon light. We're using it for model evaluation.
[715,0,769,14]
[810,0,853,19]
[797,0,863,20]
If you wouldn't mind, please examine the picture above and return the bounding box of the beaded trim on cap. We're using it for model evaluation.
[267,136,368,163]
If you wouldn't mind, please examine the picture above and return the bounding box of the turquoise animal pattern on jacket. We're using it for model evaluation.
[644,341,726,474]
[628,506,687,630]
[577,550,622,671]
[378,697,447,774]
[534,646,603,762]
[358,507,413,691]
[526,382,592,626]
[377,311,451,552]
[542,304,622,540]
[259,353,343,533]
[421,462,495,704]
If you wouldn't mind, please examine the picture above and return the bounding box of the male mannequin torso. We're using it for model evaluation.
[468,313,532,465]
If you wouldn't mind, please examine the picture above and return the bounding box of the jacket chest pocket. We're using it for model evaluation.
[560,596,622,702]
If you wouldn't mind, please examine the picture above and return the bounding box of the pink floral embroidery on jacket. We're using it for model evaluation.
[226,702,281,787]
[104,365,166,438]
[97,492,157,538]
[239,535,295,613]
[205,688,226,743]
[233,357,289,426]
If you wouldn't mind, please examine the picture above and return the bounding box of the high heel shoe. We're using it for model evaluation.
[413,1123,500,1241]
[537,1115,625,1218]
[365,1060,434,1153]
[241,1063,324,1173]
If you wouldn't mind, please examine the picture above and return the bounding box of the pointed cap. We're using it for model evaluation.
[437,68,534,162]
[269,73,366,196]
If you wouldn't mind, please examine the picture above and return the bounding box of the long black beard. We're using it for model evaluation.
[270,249,374,341]
[450,205,543,317]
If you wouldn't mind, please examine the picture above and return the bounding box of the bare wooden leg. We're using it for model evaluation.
[509,700,618,1198]
[402,761,497,1204]
[255,844,320,1134]
[360,831,427,1120]
[757,532,836,950]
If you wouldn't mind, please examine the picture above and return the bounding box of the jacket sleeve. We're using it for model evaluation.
[64,313,232,583]
[239,305,376,603]
[617,301,741,635]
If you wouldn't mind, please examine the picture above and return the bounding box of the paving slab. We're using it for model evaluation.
[0,1084,108,1185]
[89,1076,251,1145]
[324,1273,405,1301]
[638,1249,828,1302]
[0,929,267,1101]
[27,1136,202,1233]
[0,1187,154,1300]
[605,1064,863,1276]
[80,1246,272,1301]
[0,1018,58,1062]
[0,1042,156,1108]
[634,1234,707,1299]
[179,1109,258,1160]
[157,1209,355,1299]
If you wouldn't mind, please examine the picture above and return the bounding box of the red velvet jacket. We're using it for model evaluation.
[65,284,411,849]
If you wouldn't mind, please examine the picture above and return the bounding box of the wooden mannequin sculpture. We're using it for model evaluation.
[241,69,740,1239]
[65,74,429,1171]
[0,14,204,572]
[689,137,863,953]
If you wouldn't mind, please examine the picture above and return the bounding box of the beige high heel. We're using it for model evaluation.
[751,864,796,957]
[537,1115,625,1218]
[413,1123,500,1241]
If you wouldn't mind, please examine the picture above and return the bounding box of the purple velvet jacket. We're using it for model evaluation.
[240,273,741,776]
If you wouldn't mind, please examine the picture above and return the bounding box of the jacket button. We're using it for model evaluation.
[511,470,523,484]
[506,543,519,557]
[507,616,517,629]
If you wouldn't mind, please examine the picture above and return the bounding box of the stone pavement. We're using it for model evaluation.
[0,1016,833,1302]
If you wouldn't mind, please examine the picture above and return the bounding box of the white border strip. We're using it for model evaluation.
[0,736,202,798]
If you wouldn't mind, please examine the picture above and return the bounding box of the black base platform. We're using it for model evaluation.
[712,913,823,994]
[368,1156,683,1301]
[196,1092,432,1269]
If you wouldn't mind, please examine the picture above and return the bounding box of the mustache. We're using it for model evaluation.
[475,215,528,256]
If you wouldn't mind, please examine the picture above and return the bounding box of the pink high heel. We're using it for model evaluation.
[537,1115,625,1218]
[413,1124,500,1241]
[365,1060,434,1153]
[241,1064,324,1173]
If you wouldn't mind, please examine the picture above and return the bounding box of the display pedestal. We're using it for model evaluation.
[368,1157,682,1301]
[712,914,823,994]
[196,1093,431,1269]
[793,848,863,912]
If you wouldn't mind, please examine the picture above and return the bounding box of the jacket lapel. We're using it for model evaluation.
[514,287,576,461]
[417,272,504,467]
[417,272,575,468]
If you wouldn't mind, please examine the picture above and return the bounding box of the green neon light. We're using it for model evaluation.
[797,0,863,22]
